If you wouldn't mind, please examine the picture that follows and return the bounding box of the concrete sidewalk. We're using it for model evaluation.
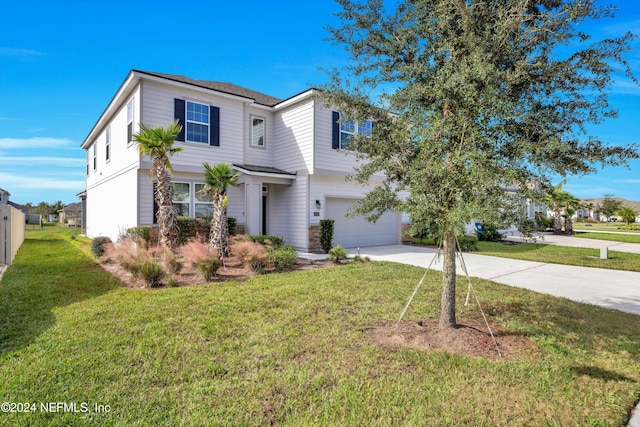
[347,245,640,316]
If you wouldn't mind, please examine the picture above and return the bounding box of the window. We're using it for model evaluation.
[92,144,97,171]
[86,151,90,176]
[105,126,111,162]
[338,113,372,149]
[127,99,134,144]
[169,182,214,218]
[251,116,265,147]
[194,184,213,218]
[186,101,209,143]
[171,182,190,216]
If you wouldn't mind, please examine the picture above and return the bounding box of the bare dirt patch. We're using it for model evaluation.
[367,318,536,360]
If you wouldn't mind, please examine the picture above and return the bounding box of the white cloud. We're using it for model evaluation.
[614,179,640,184]
[0,46,45,58]
[0,137,77,149]
[0,155,84,167]
[0,171,84,191]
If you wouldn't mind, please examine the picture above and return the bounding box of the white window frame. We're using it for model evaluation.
[339,114,372,149]
[186,101,210,144]
[171,182,191,217]
[92,144,97,172]
[127,99,134,146]
[251,115,265,148]
[105,126,111,163]
[86,150,90,176]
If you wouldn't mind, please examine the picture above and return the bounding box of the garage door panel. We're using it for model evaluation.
[326,197,399,247]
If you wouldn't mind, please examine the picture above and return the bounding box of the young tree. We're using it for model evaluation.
[617,206,638,225]
[202,162,239,257]
[598,194,623,221]
[133,120,184,252]
[322,0,639,328]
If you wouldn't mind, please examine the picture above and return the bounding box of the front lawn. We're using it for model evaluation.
[476,241,640,272]
[573,232,640,244]
[1,229,639,425]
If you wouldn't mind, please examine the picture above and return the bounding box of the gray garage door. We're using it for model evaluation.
[325,197,400,248]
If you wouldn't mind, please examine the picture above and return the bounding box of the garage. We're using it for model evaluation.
[325,197,400,248]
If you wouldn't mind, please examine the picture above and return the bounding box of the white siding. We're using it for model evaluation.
[141,81,245,170]
[313,104,366,174]
[86,167,138,240]
[86,85,141,192]
[268,175,309,250]
[274,99,314,173]
[244,105,274,167]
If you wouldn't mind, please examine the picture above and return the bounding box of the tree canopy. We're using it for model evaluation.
[321,0,639,327]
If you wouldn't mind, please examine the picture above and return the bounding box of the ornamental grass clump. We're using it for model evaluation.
[180,239,221,282]
[232,239,269,274]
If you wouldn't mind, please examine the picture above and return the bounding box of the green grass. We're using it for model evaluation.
[1,228,639,425]
[476,241,640,272]
[573,232,640,244]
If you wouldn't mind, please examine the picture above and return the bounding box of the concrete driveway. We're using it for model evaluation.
[347,245,640,316]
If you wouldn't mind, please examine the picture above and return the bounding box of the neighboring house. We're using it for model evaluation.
[59,202,82,227]
[0,188,29,215]
[81,70,408,251]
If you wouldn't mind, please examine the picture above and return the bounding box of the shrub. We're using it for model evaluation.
[617,224,640,231]
[328,245,348,263]
[246,234,284,249]
[124,226,152,247]
[457,235,478,252]
[535,214,553,231]
[139,260,164,288]
[320,220,335,254]
[91,236,112,258]
[180,240,221,281]
[269,245,298,271]
[227,217,237,235]
[176,217,211,244]
[475,223,503,242]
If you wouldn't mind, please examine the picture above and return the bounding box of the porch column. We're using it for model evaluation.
[245,182,262,234]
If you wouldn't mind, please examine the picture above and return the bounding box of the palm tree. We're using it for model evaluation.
[545,180,567,234]
[617,205,639,226]
[133,120,184,252]
[562,193,581,234]
[584,202,594,220]
[202,162,239,257]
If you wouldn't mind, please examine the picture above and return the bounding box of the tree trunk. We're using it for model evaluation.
[564,216,573,235]
[553,209,562,234]
[439,228,457,328]
[154,162,180,252]
[210,194,230,257]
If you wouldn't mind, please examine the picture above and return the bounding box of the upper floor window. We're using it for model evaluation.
[127,99,134,145]
[251,116,265,147]
[86,151,90,176]
[186,101,209,144]
[92,144,97,171]
[339,115,372,149]
[105,126,111,162]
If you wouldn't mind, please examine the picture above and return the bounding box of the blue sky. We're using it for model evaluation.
[1,0,639,206]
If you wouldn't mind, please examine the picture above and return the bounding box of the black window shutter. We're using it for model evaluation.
[210,106,220,146]
[332,111,340,149]
[152,183,159,225]
[174,98,186,141]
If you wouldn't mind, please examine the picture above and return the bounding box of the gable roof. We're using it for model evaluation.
[135,70,283,107]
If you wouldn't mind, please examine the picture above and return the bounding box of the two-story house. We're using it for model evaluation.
[81,70,407,251]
